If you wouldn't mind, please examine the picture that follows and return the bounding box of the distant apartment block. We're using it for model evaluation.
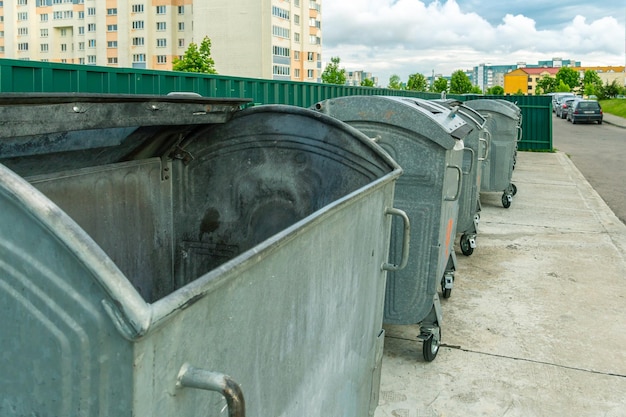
[0,0,323,82]
[346,70,378,87]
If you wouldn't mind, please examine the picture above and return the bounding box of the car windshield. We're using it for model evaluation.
[579,102,600,110]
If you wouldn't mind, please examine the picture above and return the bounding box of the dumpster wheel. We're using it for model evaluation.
[422,327,441,362]
[460,233,474,256]
[511,183,518,196]
[501,193,512,209]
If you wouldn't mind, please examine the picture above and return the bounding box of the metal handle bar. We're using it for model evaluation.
[382,207,411,272]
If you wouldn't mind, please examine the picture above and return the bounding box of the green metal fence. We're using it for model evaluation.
[0,58,551,150]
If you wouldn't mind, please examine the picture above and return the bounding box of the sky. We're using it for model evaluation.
[322,0,626,84]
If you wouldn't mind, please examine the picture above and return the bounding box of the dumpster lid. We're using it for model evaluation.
[434,99,487,130]
[0,93,251,139]
[313,95,472,149]
[463,98,520,121]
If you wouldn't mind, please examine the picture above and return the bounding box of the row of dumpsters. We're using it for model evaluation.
[0,93,520,417]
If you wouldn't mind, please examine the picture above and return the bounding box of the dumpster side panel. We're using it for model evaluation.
[133,180,396,417]
[27,158,176,302]
[0,167,134,416]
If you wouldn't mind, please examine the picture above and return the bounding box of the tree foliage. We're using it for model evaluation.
[172,36,217,74]
[360,78,375,87]
[582,70,602,97]
[387,74,402,90]
[407,73,428,91]
[487,85,505,95]
[555,67,580,92]
[432,77,448,93]
[321,57,346,85]
[597,79,624,99]
[449,70,473,94]
[536,75,557,94]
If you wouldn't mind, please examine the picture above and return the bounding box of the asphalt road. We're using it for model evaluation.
[551,113,626,225]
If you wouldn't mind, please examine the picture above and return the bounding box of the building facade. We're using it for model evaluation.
[0,0,322,82]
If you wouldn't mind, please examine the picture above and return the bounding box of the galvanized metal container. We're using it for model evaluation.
[313,95,472,361]
[435,99,490,256]
[0,94,409,417]
[464,99,521,208]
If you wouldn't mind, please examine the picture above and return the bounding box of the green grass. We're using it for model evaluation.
[599,99,626,118]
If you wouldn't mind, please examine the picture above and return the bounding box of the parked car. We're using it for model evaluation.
[557,98,579,119]
[552,93,576,113]
[567,100,603,124]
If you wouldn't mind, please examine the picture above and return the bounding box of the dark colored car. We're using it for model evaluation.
[552,93,576,113]
[558,97,579,119]
[567,100,603,124]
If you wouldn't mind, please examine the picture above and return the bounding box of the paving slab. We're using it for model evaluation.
[375,151,626,417]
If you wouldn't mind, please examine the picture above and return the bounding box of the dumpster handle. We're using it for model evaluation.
[444,165,462,202]
[479,130,491,161]
[177,363,246,417]
[382,207,411,272]
[462,147,474,175]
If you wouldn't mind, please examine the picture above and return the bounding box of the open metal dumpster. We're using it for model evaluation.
[464,98,521,208]
[0,94,410,417]
[313,96,472,361]
[435,99,490,256]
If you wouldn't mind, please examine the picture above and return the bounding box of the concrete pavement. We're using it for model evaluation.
[602,112,626,129]
[375,150,626,417]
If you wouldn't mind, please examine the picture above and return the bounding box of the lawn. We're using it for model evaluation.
[599,99,626,118]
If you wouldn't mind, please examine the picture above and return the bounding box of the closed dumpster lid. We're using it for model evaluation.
[313,96,472,149]
[434,99,487,130]
[463,98,520,121]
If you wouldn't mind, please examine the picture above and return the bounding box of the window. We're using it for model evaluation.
[78,26,84,34]
[309,35,320,44]
[295,0,299,5]
[87,55,96,64]
[18,12,28,20]
[107,40,117,48]
[108,57,118,64]
[178,6,184,14]
[156,22,166,31]
[294,15,299,25]
[156,5,166,14]
[107,24,117,31]
[88,39,96,47]
[272,25,289,39]
[78,42,84,50]
[132,37,144,46]
[272,6,289,20]
[178,38,185,47]
[133,53,146,62]
[87,7,95,16]
[294,51,300,60]
[273,46,290,57]
[307,69,314,78]
[53,11,62,19]
[87,23,96,32]
[294,68,300,78]
[18,43,29,51]
[309,1,320,12]
[132,21,144,29]
[107,8,117,15]
[131,4,144,13]
[41,29,48,37]
[41,44,49,52]
[157,55,167,64]
[294,32,300,42]
[307,52,314,61]
[178,22,184,31]
[273,65,290,76]
[60,44,67,51]
[157,38,167,47]
[18,0,27,5]
[63,10,73,19]
[40,14,48,22]
[60,28,67,36]
[18,27,28,35]
[78,11,84,19]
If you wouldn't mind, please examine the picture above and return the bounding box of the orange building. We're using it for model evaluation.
[503,67,559,95]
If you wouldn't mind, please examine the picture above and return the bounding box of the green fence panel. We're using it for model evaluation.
[0,58,552,150]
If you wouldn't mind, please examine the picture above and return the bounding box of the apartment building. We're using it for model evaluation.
[0,0,322,82]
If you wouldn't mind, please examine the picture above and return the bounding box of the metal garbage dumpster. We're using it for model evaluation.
[464,99,521,208]
[435,99,490,256]
[313,96,472,361]
[0,94,409,417]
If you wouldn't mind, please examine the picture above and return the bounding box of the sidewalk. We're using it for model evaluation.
[602,112,626,128]
[375,151,626,417]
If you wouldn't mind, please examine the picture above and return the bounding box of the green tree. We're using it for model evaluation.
[555,67,580,92]
[487,85,505,95]
[321,56,346,85]
[172,36,217,74]
[582,70,602,97]
[597,79,622,99]
[536,75,557,94]
[360,78,375,87]
[470,85,483,94]
[555,79,571,93]
[449,70,473,94]
[387,74,402,90]
[432,77,448,93]
[407,73,428,91]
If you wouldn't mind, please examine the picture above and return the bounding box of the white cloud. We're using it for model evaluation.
[322,0,626,85]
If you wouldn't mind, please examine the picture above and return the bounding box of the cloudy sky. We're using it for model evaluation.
[322,0,626,84]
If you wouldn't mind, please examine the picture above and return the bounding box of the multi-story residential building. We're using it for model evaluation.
[0,0,322,82]
[345,70,378,87]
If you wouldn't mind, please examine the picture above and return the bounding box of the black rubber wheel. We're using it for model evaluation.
[511,183,517,196]
[598,120,603,125]
[460,234,473,256]
[501,193,511,209]
[442,287,452,298]
[422,331,440,362]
